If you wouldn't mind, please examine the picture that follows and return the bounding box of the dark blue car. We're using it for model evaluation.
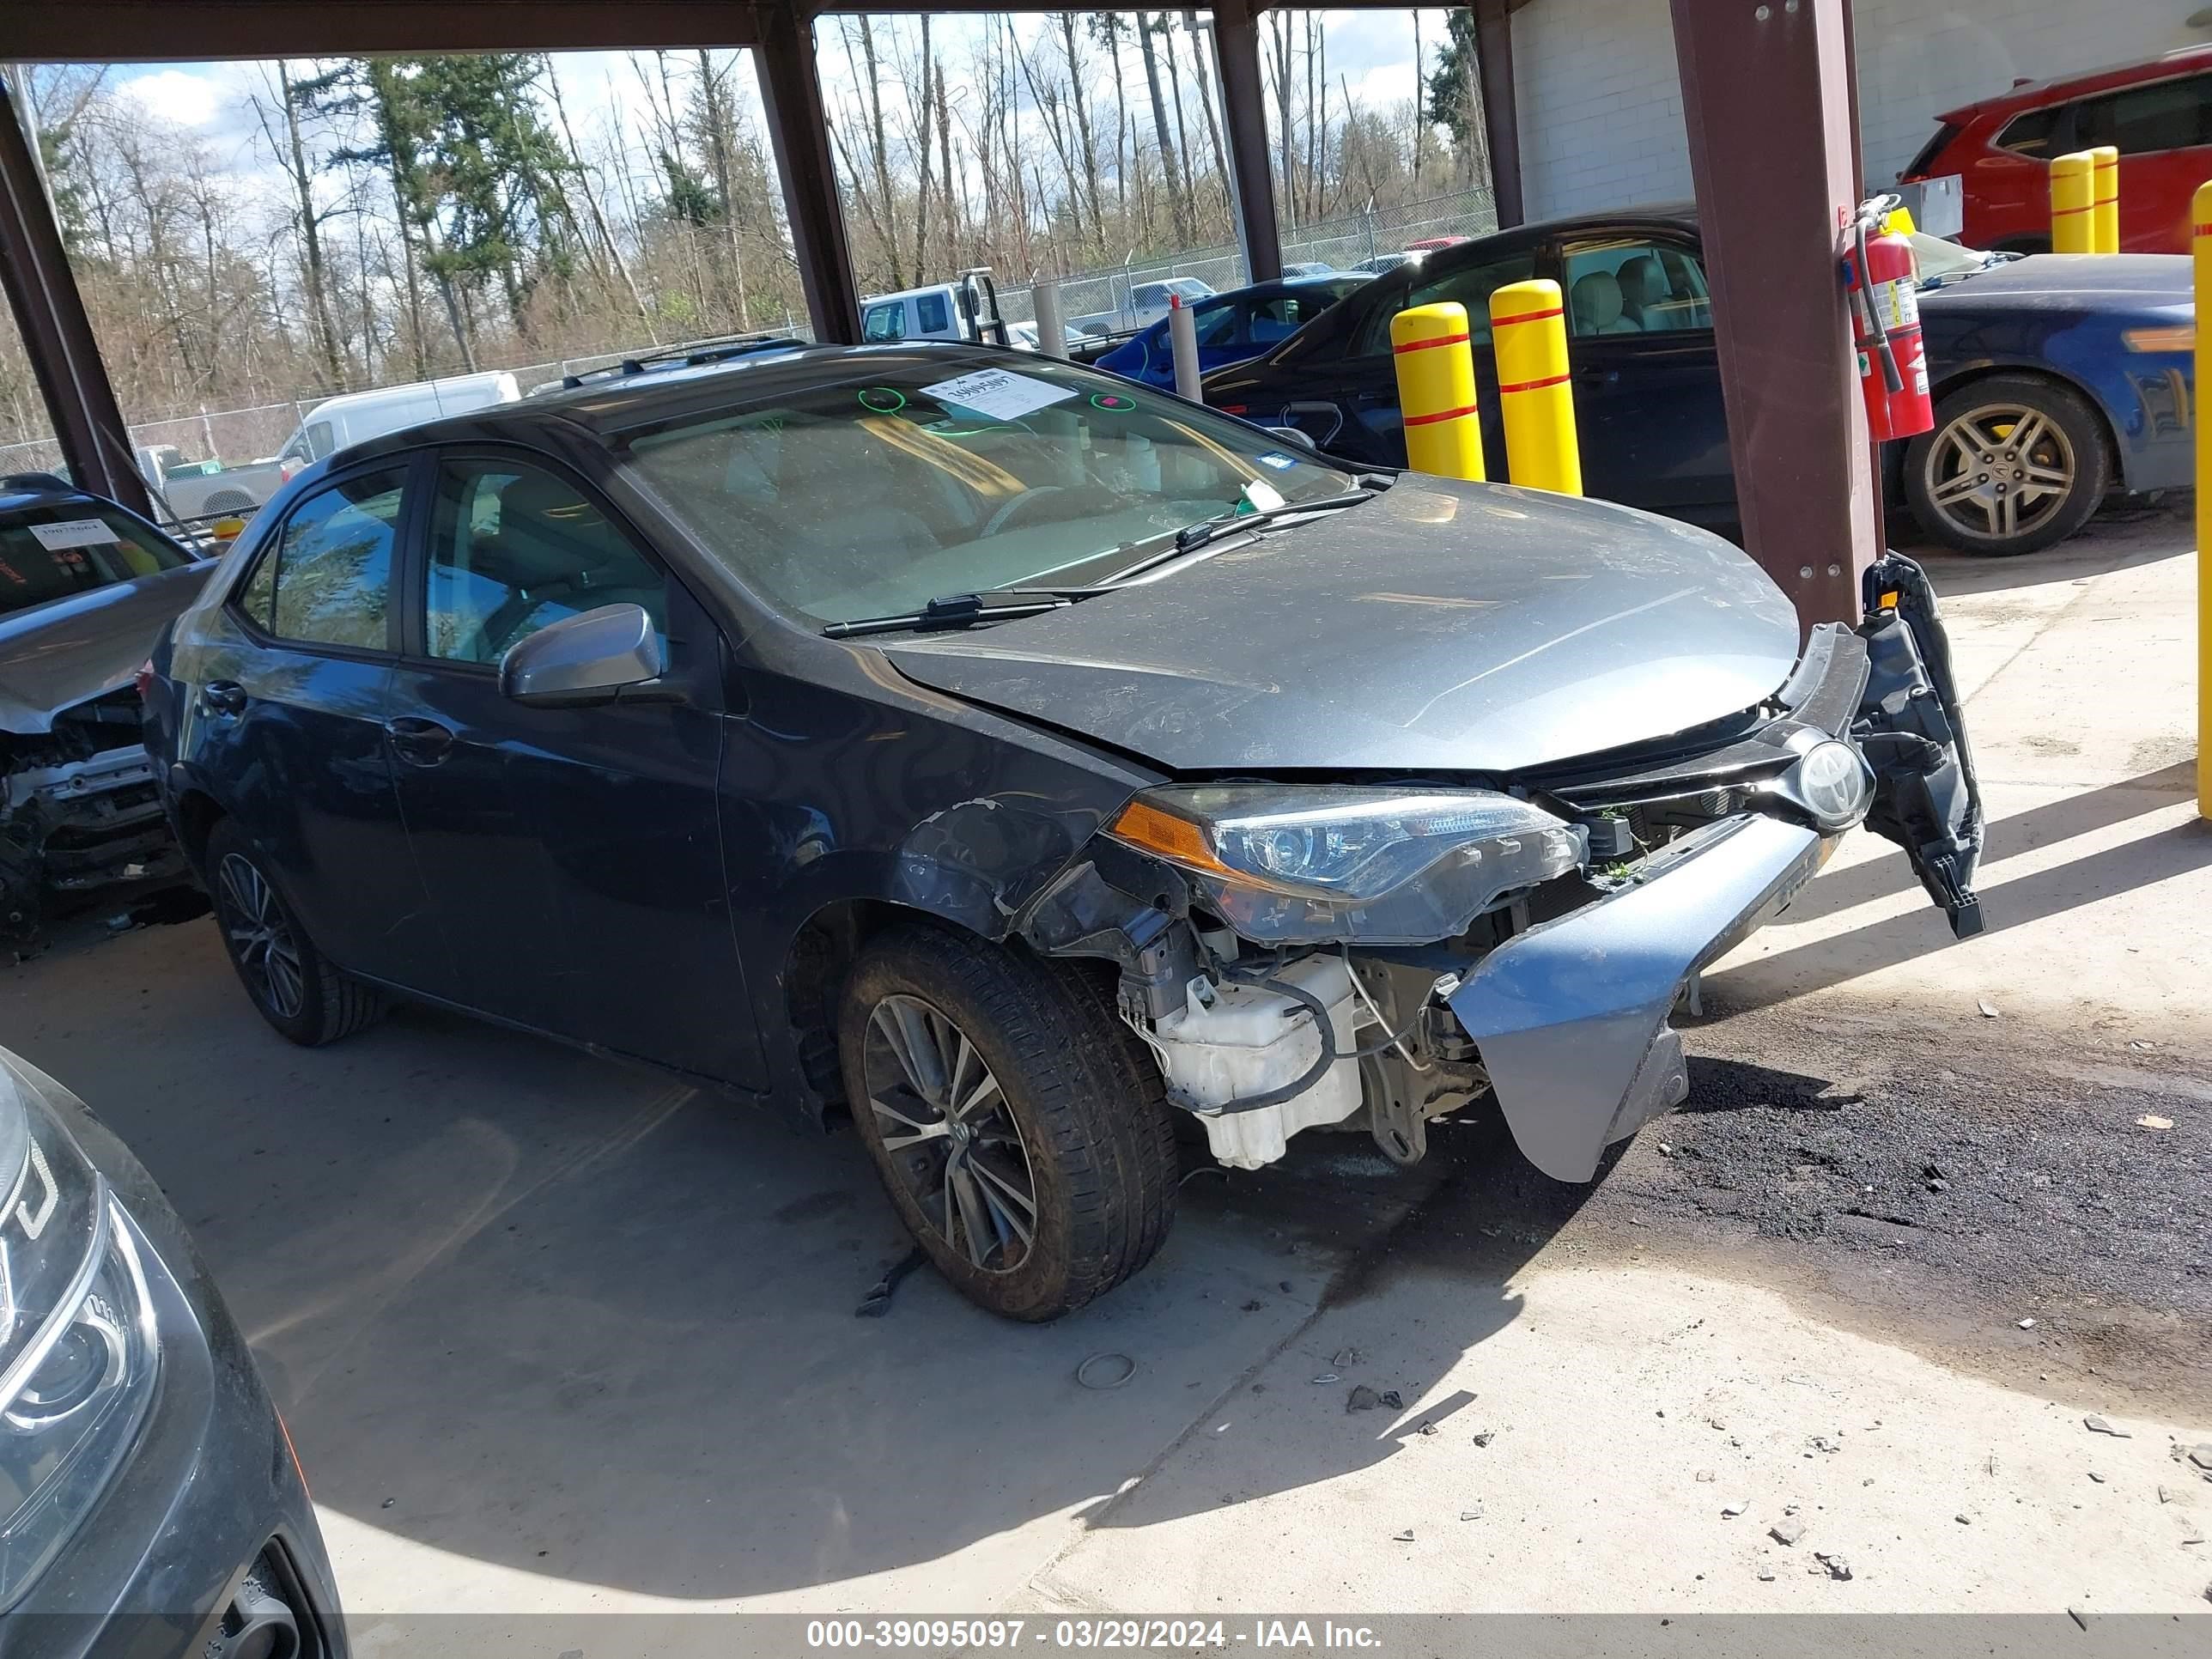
[1203,206,2195,556]
[1093,273,1368,390]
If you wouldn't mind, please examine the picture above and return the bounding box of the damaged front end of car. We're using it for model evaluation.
[1017,552,1983,1185]
[1,688,185,939]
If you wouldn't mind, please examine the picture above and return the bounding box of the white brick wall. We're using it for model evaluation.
[1512,0,2203,222]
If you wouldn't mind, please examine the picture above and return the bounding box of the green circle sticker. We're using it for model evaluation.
[858,386,907,413]
[1090,392,1135,411]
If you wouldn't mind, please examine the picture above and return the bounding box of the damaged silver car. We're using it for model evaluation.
[144,347,1982,1320]
[1,477,210,937]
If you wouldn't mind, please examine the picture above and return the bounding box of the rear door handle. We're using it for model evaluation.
[384,715,455,766]
[1576,366,1620,387]
[201,679,246,716]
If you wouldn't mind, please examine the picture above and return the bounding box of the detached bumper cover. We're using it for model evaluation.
[1446,814,1828,1183]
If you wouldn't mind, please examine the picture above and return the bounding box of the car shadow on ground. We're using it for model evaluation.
[1895,497,2191,599]
[0,914,1604,1606]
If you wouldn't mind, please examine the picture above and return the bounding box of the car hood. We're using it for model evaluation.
[0,561,211,732]
[1922,252,2191,310]
[884,477,1800,775]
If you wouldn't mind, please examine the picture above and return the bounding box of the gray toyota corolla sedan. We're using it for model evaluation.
[146,342,1982,1321]
[0,1045,343,1656]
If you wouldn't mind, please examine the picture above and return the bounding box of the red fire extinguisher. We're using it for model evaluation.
[1844,201,1934,442]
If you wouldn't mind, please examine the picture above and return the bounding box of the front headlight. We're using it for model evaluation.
[0,1068,160,1608]
[1108,786,1587,944]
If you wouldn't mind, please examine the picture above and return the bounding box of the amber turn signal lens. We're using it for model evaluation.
[2122,325,2195,354]
[1109,797,1231,875]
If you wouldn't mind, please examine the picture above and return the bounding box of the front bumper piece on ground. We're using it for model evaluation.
[1445,813,1830,1183]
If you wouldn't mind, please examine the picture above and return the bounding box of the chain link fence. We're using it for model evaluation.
[998,185,1498,334]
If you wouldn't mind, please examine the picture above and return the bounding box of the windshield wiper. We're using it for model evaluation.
[823,586,1100,639]
[1103,486,1381,586]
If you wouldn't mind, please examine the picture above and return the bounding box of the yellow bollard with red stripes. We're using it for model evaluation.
[1389,302,1485,481]
[1488,277,1582,495]
[2193,180,2212,819]
[2091,145,2120,253]
[2051,152,2095,253]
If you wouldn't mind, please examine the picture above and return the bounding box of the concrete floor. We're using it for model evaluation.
[3,507,2208,1633]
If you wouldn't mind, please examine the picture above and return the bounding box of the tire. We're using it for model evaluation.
[204,818,384,1047]
[839,924,1177,1321]
[1903,373,2111,556]
[1990,235,2051,257]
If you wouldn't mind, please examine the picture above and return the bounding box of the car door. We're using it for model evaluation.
[2071,70,2212,252]
[1972,103,2071,249]
[1554,230,1735,521]
[212,459,449,988]
[383,447,757,1084]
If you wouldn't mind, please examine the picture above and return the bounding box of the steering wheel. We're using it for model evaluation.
[981,485,1068,537]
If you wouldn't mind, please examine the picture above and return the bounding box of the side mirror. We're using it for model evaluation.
[1262,425,1319,453]
[498,604,664,708]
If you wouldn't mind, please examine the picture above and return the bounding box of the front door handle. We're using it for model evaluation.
[384,715,455,766]
[201,679,246,716]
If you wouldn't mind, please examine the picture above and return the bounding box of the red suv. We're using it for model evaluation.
[1901,46,2212,254]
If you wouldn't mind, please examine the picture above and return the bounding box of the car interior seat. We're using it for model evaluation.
[1569,270,1639,336]
[1615,256,1668,329]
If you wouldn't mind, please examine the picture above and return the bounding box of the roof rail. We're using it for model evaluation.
[0,471,75,494]
[560,332,799,389]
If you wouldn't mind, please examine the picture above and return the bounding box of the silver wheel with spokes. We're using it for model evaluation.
[861,994,1038,1273]
[1919,402,2073,545]
[216,851,305,1019]
[1904,375,2110,556]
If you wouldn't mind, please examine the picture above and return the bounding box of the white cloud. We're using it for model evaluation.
[118,68,223,129]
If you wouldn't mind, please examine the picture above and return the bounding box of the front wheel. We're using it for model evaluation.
[1903,374,2110,556]
[839,926,1178,1321]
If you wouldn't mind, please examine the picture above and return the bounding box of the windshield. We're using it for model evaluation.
[621,356,1357,628]
[0,503,193,618]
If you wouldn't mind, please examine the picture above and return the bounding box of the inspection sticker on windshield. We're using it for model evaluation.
[921,368,1078,422]
[1255,451,1299,471]
[27,518,119,551]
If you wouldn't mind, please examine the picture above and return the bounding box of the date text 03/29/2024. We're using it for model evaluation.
[802,1620,1385,1650]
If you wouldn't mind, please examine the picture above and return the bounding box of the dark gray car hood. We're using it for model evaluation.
[885,477,1799,775]
[0,561,212,732]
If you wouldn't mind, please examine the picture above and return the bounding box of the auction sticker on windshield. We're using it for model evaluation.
[921,368,1079,422]
[27,519,121,551]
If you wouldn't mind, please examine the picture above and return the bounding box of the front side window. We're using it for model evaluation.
[423,459,667,664]
[1561,237,1712,337]
[621,357,1358,629]
[1351,249,1539,356]
[2075,73,2212,156]
[863,304,906,343]
[0,504,193,617]
[237,469,405,649]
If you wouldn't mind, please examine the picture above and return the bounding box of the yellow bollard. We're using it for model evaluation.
[2051,152,2096,253]
[1390,301,1485,481]
[1488,278,1582,495]
[2194,181,2212,819]
[2091,145,2120,253]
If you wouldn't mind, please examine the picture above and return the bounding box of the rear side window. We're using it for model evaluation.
[307,421,337,460]
[2075,72,2212,156]
[0,505,192,617]
[236,469,406,650]
[1991,106,2062,158]
[1903,120,1963,176]
[916,292,951,334]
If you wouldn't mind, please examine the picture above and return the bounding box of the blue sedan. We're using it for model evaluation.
[1093,273,1368,391]
[1202,206,2194,556]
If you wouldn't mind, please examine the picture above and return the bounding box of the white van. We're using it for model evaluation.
[276,371,522,471]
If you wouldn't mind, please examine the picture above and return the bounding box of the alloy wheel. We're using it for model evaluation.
[860,994,1038,1274]
[216,853,306,1020]
[1920,402,2075,544]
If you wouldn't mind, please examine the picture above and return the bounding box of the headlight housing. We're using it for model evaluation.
[1108,786,1587,944]
[0,1064,160,1609]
